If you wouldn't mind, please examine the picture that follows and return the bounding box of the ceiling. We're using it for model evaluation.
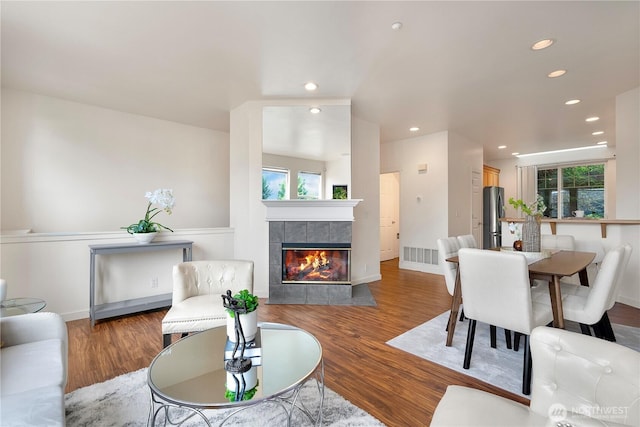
[2,1,638,161]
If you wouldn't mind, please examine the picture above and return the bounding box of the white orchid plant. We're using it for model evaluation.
[122,189,175,234]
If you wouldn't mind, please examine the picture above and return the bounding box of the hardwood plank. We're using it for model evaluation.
[65,259,639,426]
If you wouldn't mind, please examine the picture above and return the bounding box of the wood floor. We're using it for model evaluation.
[66,259,640,426]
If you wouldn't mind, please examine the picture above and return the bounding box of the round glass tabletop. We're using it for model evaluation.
[0,298,47,317]
[148,322,323,409]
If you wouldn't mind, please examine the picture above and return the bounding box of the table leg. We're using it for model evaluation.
[548,275,565,329]
[446,268,462,346]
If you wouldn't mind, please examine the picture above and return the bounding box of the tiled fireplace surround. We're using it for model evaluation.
[268,220,353,304]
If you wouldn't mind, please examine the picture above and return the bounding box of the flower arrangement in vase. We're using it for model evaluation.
[508,195,546,252]
[122,189,175,244]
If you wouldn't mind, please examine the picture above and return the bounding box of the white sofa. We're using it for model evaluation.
[431,326,639,426]
[1,312,68,426]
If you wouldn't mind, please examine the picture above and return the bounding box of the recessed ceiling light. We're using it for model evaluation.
[585,116,599,122]
[391,22,403,31]
[531,39,554,50]
[596,141,608,145]
[592,131,604,136]
[304,82,318,91]
[547,69,567,78]
[565,99,581,105]
[309,107,321,114]
[498,145,507,149]
[511,152,520,156]
[409,127,419,132]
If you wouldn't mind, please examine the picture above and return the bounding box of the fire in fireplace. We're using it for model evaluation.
[282,243,351,284]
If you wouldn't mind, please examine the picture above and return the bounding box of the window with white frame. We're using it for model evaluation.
[297,171,322,200]
[537,163,605,219]
[262,167,289,200]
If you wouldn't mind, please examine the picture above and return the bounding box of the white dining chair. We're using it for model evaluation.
[552,244,631,341]
[458,248,554,395]
[540,234,575,251]
[456,234,477,249]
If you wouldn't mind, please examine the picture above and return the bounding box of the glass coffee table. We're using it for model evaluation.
[147,322,324,426]
[0,297,47,317]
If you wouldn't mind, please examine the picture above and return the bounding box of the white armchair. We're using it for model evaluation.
[161,260,254,347]
[431,326,640,426]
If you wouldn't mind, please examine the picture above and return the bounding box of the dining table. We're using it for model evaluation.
[444,249,595,347]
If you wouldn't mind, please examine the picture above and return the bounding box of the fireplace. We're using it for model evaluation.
[282,243,351,284]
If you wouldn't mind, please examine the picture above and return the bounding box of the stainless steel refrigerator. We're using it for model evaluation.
[483,186,504,249]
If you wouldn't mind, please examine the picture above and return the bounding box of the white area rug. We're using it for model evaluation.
[387,311,640,397]
[65,368,385,426]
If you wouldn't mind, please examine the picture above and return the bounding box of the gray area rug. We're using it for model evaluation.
[65,368,385,426]
[387,311,640,397]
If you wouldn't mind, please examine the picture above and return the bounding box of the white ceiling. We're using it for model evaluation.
[2,1,638,161]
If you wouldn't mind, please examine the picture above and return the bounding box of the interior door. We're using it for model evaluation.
[471,170,483,247]
[380,172,400,261]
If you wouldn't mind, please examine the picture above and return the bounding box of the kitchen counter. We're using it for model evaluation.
[501,218,640,238]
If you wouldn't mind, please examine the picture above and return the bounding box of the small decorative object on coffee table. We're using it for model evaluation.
[121,188,175,244]
[222,289,255,401]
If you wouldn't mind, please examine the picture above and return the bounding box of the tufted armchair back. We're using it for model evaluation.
[530,326,639,426]
[172,260,254,305]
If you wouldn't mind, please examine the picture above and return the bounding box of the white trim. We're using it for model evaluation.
[262,199,362,222]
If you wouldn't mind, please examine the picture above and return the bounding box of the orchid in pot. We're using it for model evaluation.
[122,189,175,243]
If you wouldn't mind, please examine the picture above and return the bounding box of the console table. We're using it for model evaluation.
[89,240,193,327]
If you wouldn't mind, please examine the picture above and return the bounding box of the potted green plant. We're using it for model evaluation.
[122,188,175,244]
[508,195,546,252]
[225,289,259,342]
[225,368,259,402]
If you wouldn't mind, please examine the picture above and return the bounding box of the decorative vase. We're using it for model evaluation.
[226,365,258,393]
[227,309,258,342]
[132,232,157,244]
[521,215,541,252]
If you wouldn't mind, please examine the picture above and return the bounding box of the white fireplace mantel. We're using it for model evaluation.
[263,199,362,222]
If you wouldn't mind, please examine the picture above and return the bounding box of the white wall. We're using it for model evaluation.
[0,89,235,320]
[381,131,449,274]
[1,89,230,233]
[447,131,484,237]
[351,116,381,283]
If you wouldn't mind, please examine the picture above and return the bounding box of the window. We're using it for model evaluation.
[537,164,605,218]
[297,171,321,200]
[262,167,288,200]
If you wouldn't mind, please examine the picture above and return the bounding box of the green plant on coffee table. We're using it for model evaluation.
[226,289,259,318]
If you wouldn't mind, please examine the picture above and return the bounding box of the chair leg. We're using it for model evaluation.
[504,329,512,349]
[579,323,592,336]
[598,313,616,342]
[514,332,521,352]
[522,334,532,396]
[592,322,605,339]
[463,319,477,369]
[490,325,497,348]
[163,334,171,348]
[459,309,465,322]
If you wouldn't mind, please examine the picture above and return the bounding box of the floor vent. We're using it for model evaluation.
[403,247,438,264]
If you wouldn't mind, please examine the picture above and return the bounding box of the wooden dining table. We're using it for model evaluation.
[444,249,596,347]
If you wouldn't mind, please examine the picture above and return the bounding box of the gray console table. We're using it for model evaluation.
[89,240,193,326]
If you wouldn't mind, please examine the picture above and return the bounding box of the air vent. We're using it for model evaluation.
[403,247,438,264]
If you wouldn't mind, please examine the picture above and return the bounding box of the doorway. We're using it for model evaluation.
[380,172,400,261]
